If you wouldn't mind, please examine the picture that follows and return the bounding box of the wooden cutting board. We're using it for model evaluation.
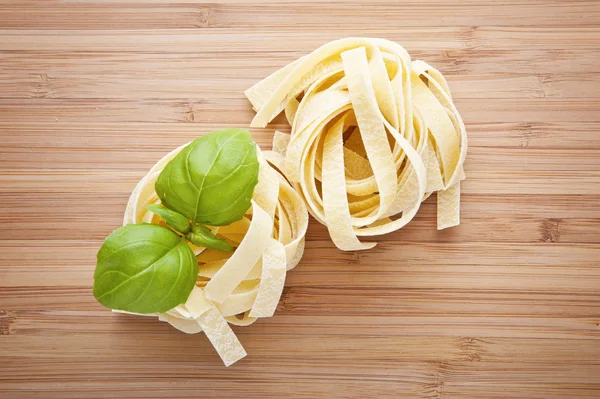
[1,1,599,398]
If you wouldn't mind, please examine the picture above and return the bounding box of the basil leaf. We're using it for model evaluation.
[93,224,198,314]
[155,129,259,226]
[186,224,233,253]
[146,204,191,234]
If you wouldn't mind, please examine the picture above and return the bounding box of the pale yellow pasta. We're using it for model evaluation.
[245,38,468,250]
[117,144,308,366]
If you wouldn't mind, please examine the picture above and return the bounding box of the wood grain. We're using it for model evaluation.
[1,1,599,398]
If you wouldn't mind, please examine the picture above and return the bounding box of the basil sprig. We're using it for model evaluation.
[93,129,259,314]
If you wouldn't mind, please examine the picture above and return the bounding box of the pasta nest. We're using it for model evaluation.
[120,144,308,366]
[246,37,468,250]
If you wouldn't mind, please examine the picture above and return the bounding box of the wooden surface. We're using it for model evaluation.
[1,1,600,398]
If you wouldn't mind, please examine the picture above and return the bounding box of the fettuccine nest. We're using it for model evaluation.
[246,38,468,250]
[120,144,308,366]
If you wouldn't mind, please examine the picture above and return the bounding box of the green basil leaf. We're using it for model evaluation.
[155,129,259,226]
[186,224,234,253]
[146,204,191,234]
[93,223,198,314]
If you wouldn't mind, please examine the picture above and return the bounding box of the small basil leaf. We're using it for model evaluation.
[146,204,191,234]
[186,224,234,253]
[93,224,198,314]
[155,129,259,226]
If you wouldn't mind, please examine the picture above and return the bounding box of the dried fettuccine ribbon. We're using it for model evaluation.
[118,144,308,366]
[245,37,468,250]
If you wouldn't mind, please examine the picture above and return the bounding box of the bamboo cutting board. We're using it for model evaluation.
[1,1,599,398]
